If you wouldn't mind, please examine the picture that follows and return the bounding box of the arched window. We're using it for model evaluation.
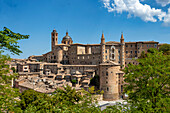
[112,48,114,53]
[110,46,115,60]
[112,54,114,59]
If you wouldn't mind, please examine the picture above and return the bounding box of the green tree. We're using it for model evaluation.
[0,27,29,112]
[0,27,29,55]
[123,51,170,112]
[139,51,146,58]
[0,52,22,112]
[20,85,101,113]
[147,47,158,53]
[52,85,83,105]
[19,89,45,110]
[159,44,170,55]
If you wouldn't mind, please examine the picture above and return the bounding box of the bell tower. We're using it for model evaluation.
[51,29,58,50]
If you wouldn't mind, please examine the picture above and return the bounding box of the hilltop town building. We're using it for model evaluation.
[13,29,159,100]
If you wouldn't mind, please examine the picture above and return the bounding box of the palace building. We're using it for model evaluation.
[13,29,159,100]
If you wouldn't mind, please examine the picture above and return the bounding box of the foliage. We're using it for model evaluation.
[139,51,146,58]
[0,52,21,112]
[102,102,126,113]
[140,48,158,59]
[89,86,96,94]
[147,47,158,53]
[100,90,104,94]
[0,27,29,112]
[52,85,83,105]
[18,85,102,112]
[19,89,45,110]
[71,79,77,84]
[90,75,100,89]
[0,27,29,55]
[89,86,104,95]
[159,44,170,55]
[123,51,170,112]
[11,67,16,73]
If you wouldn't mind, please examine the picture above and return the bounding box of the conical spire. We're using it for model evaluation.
[120,32,124,43]
[121,32,124,39]
[101,32,105,44]
[101,32,105,39]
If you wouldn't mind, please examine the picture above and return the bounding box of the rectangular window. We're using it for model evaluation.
[107,87,109,91]
[131,51,133,54]
[106,72,108,76]
[135,51,137,53]
[131,45,133,47]
[105,50,107,53]
[126,45,128,47]
[121,85,123,92]
[126,51,128,54]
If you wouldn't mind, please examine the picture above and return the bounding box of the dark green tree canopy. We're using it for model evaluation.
[159,44,170,55]
[124,51,170,112]
[147,47,158,53]
[0,27,29,55]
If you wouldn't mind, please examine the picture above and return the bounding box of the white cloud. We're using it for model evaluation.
[156,0,170,7]
[163,8,170,26]
[102,0,170,26]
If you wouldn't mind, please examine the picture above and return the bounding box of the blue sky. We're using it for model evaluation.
[0,0,170,59]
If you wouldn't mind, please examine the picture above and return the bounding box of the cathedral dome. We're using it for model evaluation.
[62,32,73,44]
[63,35,72,39]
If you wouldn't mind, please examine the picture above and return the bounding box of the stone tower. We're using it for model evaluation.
[120,33,125,68]
[100,33,106,63]
[99,62,120,100]
[51,29,58,50]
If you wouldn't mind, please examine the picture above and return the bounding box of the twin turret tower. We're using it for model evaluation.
[51,29,125,68]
